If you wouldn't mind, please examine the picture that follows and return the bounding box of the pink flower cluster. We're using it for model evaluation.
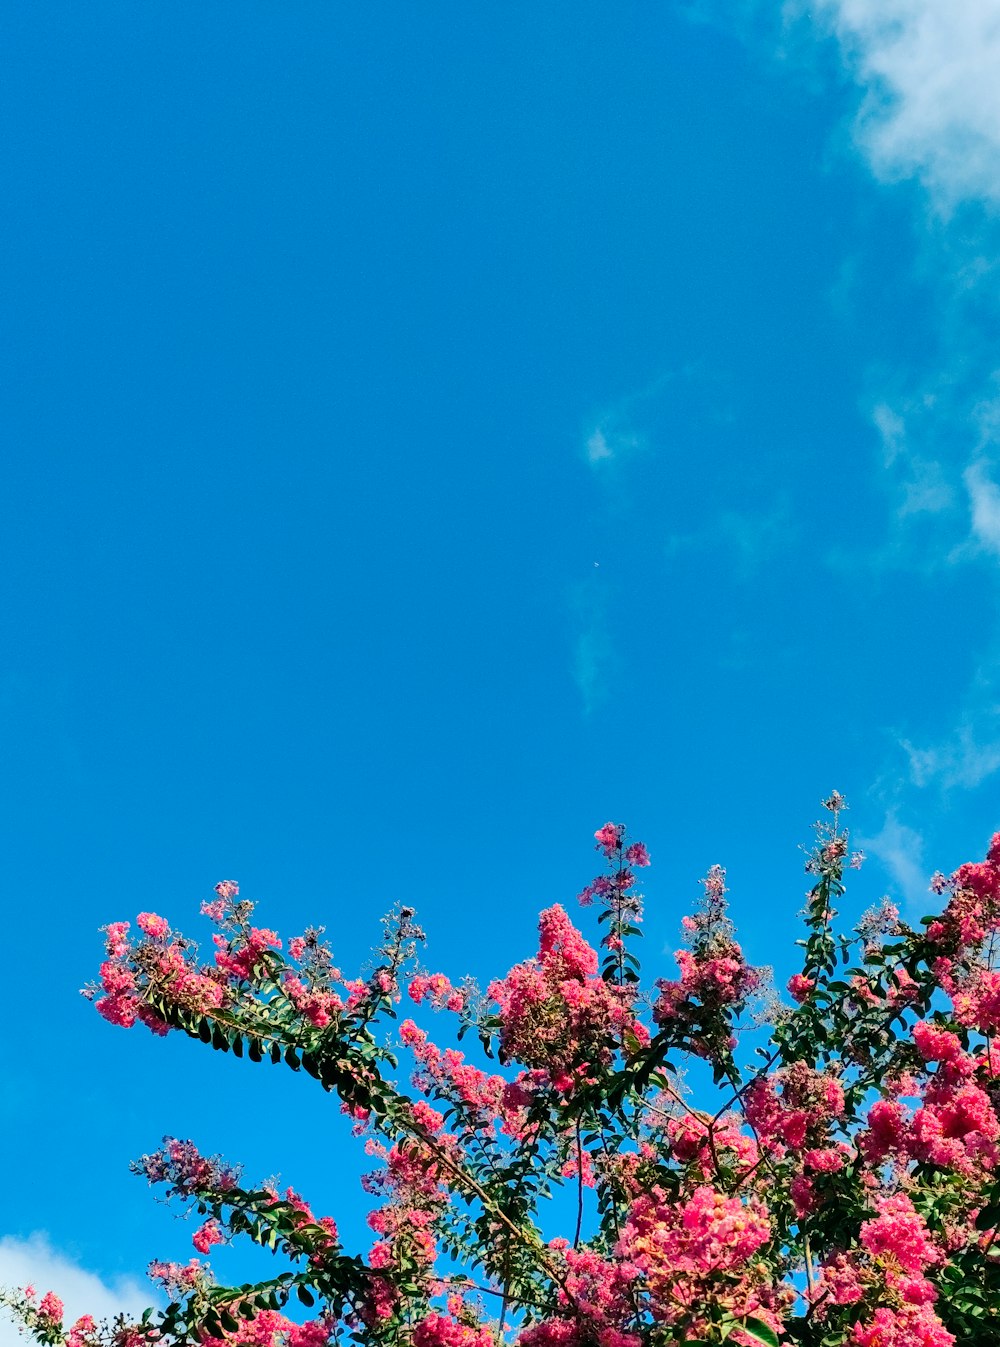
[65,1315,97,1347]
[787,973,815,1004]
[147,1259,208,1298]
[518,1243,639,1347]
[133,1136,240,1197]
[282,974,344,1028]
[409,973,465,1013]
[617,1184,778,1335]
[360,1132,450,1319]
[664,1109,759,1178]
[590,821,649,873]
[91,916,229,1034]
[198,1307,333,1347]
[924,836,1000,955]
[860,1023,999,1176]
[400,1017,526,1141]
[37,1293,64,1326]
[192,1219,225,1255]
[213,926,282,984]
[412,1313,493,1347]
[745,1065,846,1154]
[653,867,764,1056]
[849,1307,954,1347]
[577,827,648,964]
[488,905,648,1090]
[815,1195,953,1347]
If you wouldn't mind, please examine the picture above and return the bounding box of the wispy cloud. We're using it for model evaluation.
[867,393,959,554]
[573,369,698,714]
[870,399,955,517]
[901,728,1000,794]
[581,366,705,474]
[665,499,796,578]
[796,1,1000,576]
[964,458,1000,557]
[582,411,647,470]
[585,429,614,464]
[821,390,966,577]
[857,811,931,914]
[0,1234,152,1347]
[688,1,1000,831]
[889,621,1000,794]
[809,1,1000,213]
[584,426,643,465]
[569,577,616,717]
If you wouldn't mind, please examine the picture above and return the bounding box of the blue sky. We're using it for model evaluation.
[4,0,1000,1328]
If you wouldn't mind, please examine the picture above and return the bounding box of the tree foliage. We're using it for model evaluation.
[6,795,1000,1347]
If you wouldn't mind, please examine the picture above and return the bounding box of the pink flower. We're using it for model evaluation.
[410,1100,444,1133]
[66,1315,97,1347]
[137,912,169,939]
[860,1098,909,1163]
[860,1192,940,1274]
[400,1018,427,1048]
[911,1020,965,1065]
[594,823,624,858]
[96,992,137,1029]
[37,1293,64,1326]
[787,973,815,1003]
[625,842,650,868]
[412,1313,493,1347]
[850,1307,953,1347]
[192,1219,225,1255]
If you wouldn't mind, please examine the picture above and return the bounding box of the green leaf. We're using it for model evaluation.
[296,1286,315,1307]
[741,1318,779,1347]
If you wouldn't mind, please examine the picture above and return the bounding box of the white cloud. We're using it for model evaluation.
[869,397,955,519]
[811,1,1000,211]
[871,401,906,466]
[901,724,1000,793]
[872,400,956,514]
[585,429,614,463]
[964,459,1000,555]
[857,812,931,913]
[580,367,696,472]
[898,457,954,519]
[0,1235,152,1347]
[583,424,642,466]
[894,628,1000,793]
[823,394,962,575]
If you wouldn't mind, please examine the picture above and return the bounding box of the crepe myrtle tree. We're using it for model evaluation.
[6,795,1000,1347]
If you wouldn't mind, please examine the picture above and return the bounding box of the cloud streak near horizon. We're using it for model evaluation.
[0,1235,153,1347]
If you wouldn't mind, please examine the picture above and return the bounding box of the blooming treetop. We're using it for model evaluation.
[5,798,1000,1347]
